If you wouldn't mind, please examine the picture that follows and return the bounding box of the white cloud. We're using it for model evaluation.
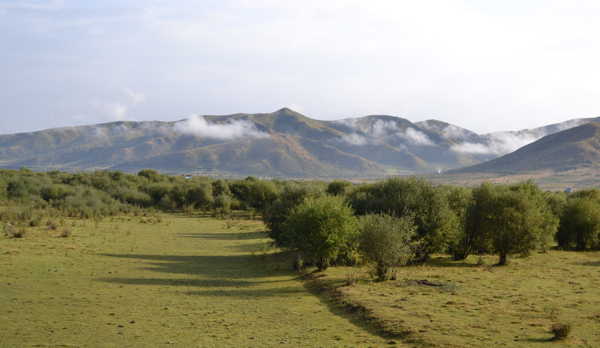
[336,133,369,146]
[451,132,540,155]
[90,100,127,121]
[399,127,436,146]
[123,87,146,106]
[172,114,270,140]
[332,118,363,131]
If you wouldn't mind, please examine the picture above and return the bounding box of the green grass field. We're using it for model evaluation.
[0,213,389,347]
[319,253,600,347]
[3,211,600,347]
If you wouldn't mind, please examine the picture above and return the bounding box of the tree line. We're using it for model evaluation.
[1,167,599,280]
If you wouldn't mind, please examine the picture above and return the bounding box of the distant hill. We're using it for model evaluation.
[0,108,599,177]
[449,123,600,174]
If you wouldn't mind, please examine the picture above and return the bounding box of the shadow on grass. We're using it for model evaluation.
[519,337,554,343]
[98,251,303,298]
[426,257,478,268]
[178,231,267,240]
[100,252,291,278]
[578,260,600,266]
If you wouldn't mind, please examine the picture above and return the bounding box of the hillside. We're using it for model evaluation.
[1,108,599,177]
[449,122,600,174]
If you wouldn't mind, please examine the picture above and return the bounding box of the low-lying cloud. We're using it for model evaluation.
[451,132,541,155]
[334,118,435,147]
[173,115,270,140]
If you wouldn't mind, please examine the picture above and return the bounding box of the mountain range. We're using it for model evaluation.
[1,108,599,177]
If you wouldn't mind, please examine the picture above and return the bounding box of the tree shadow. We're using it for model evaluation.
[97,251,303,299]
[178,231,267,240]
[577,260,600,266]
[425,257,479,268]
[519,337,554,343]
[100,252,291,279]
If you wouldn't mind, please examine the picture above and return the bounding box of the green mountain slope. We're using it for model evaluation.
[117,133,385,177]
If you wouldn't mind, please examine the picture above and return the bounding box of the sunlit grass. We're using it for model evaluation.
[319,251,600,347]
[0,212,388,347]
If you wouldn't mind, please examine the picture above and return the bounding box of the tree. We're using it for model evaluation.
[326,180,353,196]
[471,185,547,265]
[212,179,232,198]
[556,197,600,250]
[263,181,325,246]
[281,195,358,270]
[358,214,415,281]
[185,182,213,210]
[248,180,279,212]
[137,169,159,181]
[366,176,459,260]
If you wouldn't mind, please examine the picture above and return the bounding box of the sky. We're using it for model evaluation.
[1,0,600,135]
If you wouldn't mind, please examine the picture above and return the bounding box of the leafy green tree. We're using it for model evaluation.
[556,197,600,250]
[367,176,459,259]
[263,181,325,246]
[326,180,353,196]
[212,179,232,198]
[230,179,252,202]
[248,180,279,212]
[508,180,558,252]
[473,185,547,265]
[281,195,358,270]
[137,169,159,181]
[185,182,213,210]
[358,214,415,281]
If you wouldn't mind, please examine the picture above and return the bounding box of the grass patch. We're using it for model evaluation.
[0,211,389,347]
[311,252,600,347]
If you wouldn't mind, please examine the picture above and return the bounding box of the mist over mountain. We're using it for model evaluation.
[1,108,598,177]
[449,122,600,174]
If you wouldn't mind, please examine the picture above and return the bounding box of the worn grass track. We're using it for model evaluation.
[0,213,391,347]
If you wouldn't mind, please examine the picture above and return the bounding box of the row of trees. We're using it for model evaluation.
[266,177,600,278]
[1,168,600,279]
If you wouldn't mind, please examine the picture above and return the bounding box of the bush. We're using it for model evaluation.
[365,176,460,260]
[213,193,232,211]
[358,214,415,281]
[551,322,571,340]
[264,181,326,246]
[60,228,72,238]
[326,180,352,196]
[556,197,600,250]
[281,195,358,270]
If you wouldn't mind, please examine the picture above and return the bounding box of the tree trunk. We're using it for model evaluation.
[498,251,507,265]
[318,257,329,271]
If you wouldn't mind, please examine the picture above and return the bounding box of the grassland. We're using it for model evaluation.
[317,252,600,347]
[3,210,600,347]
[0,212,390,347]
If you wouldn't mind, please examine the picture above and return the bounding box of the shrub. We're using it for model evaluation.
[358,214,415,281]
[326,180,352,196]
[556,197,600,250]
[365,176,460,260]
[213,193,232,211]
[551,322,571,340]
[60,228,72,238]
[281,195,358,270]
[264,181,326,246]
[248,180,279,212]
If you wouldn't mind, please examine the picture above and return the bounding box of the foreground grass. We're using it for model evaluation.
[0,212,390,347]
[319,252,600,347]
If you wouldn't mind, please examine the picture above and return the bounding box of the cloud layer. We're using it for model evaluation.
[172,115,270,140]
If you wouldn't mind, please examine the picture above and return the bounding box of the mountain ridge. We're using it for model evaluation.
[1,108,599,177]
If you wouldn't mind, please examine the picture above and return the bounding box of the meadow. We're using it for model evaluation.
[320,252,600,347]
[0,212,390,347]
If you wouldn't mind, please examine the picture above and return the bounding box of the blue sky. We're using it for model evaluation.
[2,0,600,134]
